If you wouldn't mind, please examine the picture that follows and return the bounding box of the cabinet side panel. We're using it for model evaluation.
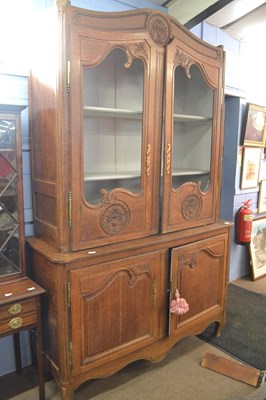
[29,74,59,245]
[29,76,57,183]
[28,249,63,371]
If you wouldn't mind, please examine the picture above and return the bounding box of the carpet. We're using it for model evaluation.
[199,284,266,371]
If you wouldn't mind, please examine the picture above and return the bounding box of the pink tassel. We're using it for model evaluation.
[170,290,189,315]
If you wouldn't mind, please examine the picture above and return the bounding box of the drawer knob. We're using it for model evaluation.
[8,317,23,330]
[8,303,22,315]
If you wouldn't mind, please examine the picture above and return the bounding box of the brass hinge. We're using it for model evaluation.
[153,279,157,310]
[68,341,72,368]
[67,280,71,309]
[67,52,71,93]
[68,191,72,228]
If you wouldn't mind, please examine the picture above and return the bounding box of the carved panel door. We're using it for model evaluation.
[161,38,224,233]
[169,234,228,336]
[70,251,164,376]
[70,17,164,250]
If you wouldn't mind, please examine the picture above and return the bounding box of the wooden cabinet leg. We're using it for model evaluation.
[214,321,223,337]
[13,333,22,374]
[60,384,74,400]
[36,300,46,400]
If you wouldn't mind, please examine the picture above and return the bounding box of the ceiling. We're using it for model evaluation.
[151,0,266,44]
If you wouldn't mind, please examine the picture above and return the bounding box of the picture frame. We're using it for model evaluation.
[243,103,266,147]
[259,156,266,180]
[249,217,266,280]
[258,180,266,213]
[240,146,261,189]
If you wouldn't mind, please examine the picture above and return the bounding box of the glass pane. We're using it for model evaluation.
[83,48,144,205]
[0,117,20,275]
[172,65,213,192]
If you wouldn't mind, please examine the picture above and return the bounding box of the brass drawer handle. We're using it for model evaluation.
[8,303,22,315]
[8,317,23,330]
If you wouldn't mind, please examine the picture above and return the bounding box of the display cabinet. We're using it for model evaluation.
[28,4,230,400]
[0,105,26,280]
[0,105,45,400]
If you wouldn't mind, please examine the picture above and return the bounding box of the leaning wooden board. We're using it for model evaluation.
[201,353,266,387]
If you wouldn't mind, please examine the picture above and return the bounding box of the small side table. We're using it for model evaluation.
[0,277,46,400]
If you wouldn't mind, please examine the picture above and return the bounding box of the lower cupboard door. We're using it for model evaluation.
[70,251,163,375]
[169,234,228,335]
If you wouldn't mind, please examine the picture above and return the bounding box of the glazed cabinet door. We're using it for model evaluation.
[70,251,165,376]
[0,106,26,281]
[70,15,164,250]
[169,234,228,336]
[162,38,224,233]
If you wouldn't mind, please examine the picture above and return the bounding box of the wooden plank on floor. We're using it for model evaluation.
[201,352,263,387]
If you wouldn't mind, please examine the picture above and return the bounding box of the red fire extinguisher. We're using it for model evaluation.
[235,199,253,245]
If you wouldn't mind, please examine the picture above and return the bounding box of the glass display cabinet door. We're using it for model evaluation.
[0,106,25,280]
[71,36,162,250]
[162,41,223,233]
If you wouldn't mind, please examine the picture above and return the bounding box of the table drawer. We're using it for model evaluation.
[0,298,36,321]
[0,312,37,335]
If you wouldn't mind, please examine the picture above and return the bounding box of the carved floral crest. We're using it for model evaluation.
[181,193,202,221]
[100,190,130,235]
[147,13,171,46]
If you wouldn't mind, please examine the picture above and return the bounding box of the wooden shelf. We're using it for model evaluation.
[84,106,142,120]
[84,171,141,181]
[172,169,209,176]
[84,107,211,124]
[173,113,212,122]
[84,170,208,181]
[0,148,15,152]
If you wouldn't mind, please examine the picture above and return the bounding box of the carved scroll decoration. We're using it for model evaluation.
[174,49,194,79]
[147,13,171,46]
[83,263,152,301]
[178,254,197,270]
[100,190,130,235]
[124,42,148,68]
[178,247,224,270]
[181,193,202,220]
[128,263,152,286]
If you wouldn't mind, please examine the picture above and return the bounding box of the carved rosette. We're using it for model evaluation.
[100,190,130,235]
[147,13,171,46]
[174,49,194,78]
[124,42,148,68]
[181,193,202,221]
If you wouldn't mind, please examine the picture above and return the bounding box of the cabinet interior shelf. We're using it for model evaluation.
[172,169,208,176]
[0,148,15,152]
[84,169,208,181]
[84,106,142,120]
[84,107,212,123]
[173,114,212,122]
[84,172,140,181]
